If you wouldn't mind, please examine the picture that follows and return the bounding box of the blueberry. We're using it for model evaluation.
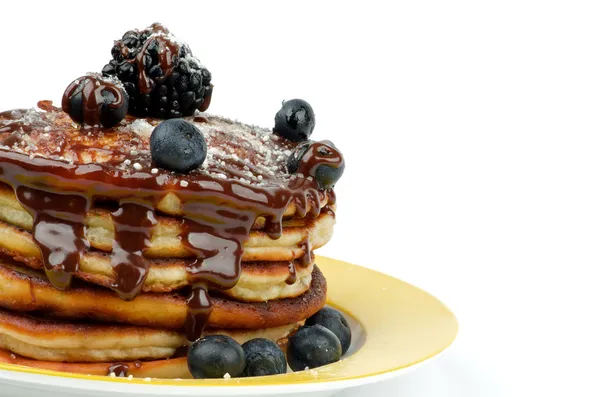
[287,140,312,173]
[287,140,345,189]
[99,88,129,128]
[306,307,352,354]
[273,99,315,142]
[287,324,342,371]
[241,338,287,377]
[187,335,246,379]
[62,75,129,128]
[150,119,207,173]
[314,161,345,190]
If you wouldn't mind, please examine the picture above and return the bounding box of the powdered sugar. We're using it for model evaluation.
[1,107,298,187]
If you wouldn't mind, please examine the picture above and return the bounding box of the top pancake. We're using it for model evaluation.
[0,104,330,218]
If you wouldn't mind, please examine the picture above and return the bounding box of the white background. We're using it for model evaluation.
[1,1,599,396]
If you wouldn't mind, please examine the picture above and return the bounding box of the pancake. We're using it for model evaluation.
[0,308,300,363]
[0,109,331,220]
[0,103,340,342]
[0,350,194,379]
[0,261,327,330]
[0,215,319,299]
[0,309,184,362]
[0,206,333,268]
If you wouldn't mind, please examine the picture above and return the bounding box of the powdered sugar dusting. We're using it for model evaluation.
[129,119,155,138]
[0,107,299,188]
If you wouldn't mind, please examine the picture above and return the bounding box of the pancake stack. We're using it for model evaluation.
[0,99,342,378]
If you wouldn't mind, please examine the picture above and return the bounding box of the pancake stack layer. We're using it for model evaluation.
[0,104,340,378]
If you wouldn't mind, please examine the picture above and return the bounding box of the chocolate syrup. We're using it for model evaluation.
[285,261,297,285]
[264,215,283,239]
[298,236,312,267]
[107,363,129,377]
[110,202,157,300]
[0,111,336,342]
[135,35,179,94]
[296,140,344,179]
[62,75,126,126]
[15,186,90,290]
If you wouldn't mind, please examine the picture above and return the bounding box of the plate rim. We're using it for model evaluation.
[0,256,459,393]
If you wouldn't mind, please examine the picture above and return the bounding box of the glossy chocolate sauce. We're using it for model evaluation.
[15,186,90,290]
[285,261,297,285]
[113,24,179,95]
[0,108,340,342]
[110,202,157,300]
[62,75,126,126]
[296,140,344,180]
[135,35,179,94]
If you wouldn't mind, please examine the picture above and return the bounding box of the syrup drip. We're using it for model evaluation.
[110,202,157,300]
[298,236,312,267]
[14,186,90,290]
[285,261,297,285]
[264,215,283,239]
[328,189,337,206]
[107,363,129,377]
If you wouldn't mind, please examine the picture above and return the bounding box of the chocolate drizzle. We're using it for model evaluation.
[296,140,344,179]
[110,202,157,300]
[15,186,90,290]
[107,363,129,377]
[298,236,312,267]
[285,261,297,285]
[112,24,180,95]
[61,75,126,126]
[0,109,339,342]
[135,35,179,94]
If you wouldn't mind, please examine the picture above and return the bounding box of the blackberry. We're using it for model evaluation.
[102,23,212,118]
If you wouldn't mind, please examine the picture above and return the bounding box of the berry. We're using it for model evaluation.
[306,307,352,354]
[150,119,207,173]
[287,325,342,371]
[287,140,345,189]
[314,161,345,190]
[274,99,315,142]
[187,335,246,379]
[241,338,287,377]
[287,140,312,173]
[101,23,212,119]
[62,74,128,128]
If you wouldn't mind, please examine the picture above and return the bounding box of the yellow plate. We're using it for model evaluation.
[0,256,458,395]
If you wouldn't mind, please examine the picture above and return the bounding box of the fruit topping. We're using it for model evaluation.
[150,119,207,173]
[287,141,312,174]
[102,23,212,118]
[287,140,345,189]
[187,335,246,379]
[241,338,287,377]
[306,307,352,354]
[287,324,342,371]
[62,74,128,128]
[273,99,315,142]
